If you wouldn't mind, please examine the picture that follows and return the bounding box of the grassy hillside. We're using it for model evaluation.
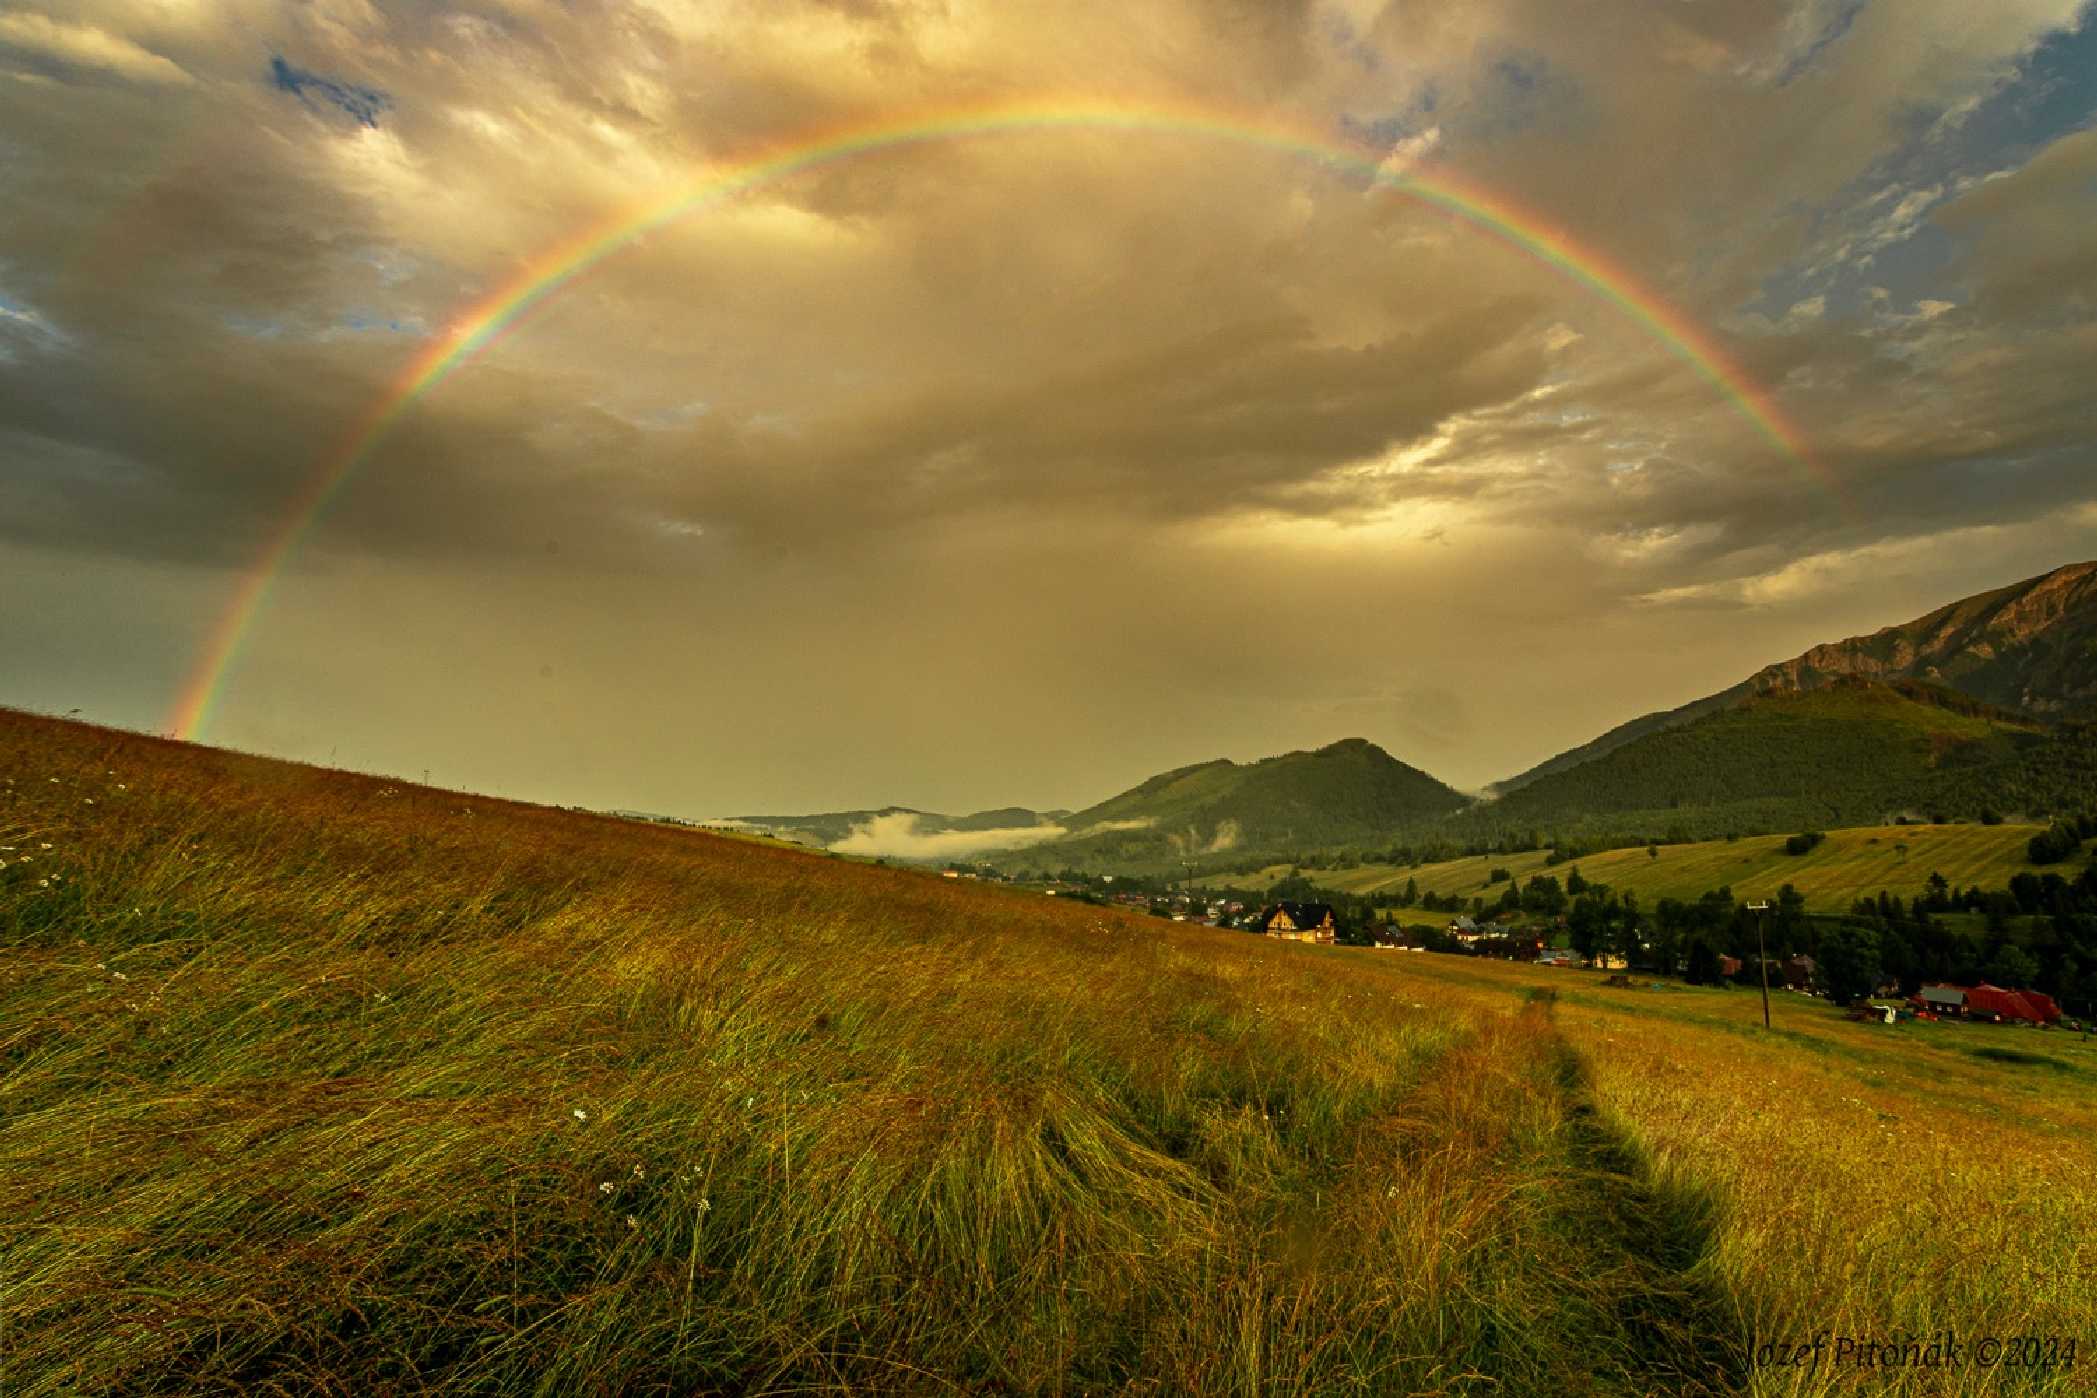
[1000,737,1466,874]
[1235,822,2046,912]
[1456,679,2072,844]
[3,710,2093,1393]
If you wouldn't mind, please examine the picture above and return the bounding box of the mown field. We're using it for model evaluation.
[2,710,2090,1394]
[1233,823,2045,912]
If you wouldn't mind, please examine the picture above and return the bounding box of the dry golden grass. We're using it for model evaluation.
[1,710,2087,1394]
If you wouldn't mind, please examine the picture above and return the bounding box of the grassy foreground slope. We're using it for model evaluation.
[2,710,2092,1394]
[1239,823,2044,912]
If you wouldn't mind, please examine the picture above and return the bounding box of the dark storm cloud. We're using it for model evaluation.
[2,0,2093,810]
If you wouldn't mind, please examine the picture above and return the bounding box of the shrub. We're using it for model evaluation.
[2029,824,2084,865]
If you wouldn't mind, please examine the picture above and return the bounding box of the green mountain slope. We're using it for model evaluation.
[1002,738,1467,873]
[1467,678,2070,841]
[1495,559,2097,793]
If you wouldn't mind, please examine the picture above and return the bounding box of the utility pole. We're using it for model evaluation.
[1747,899,1772,1030]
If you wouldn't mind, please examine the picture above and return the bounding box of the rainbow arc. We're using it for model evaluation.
[168,95,1836,740]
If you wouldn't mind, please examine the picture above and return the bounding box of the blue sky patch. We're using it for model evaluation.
[270,56,390,128]
[1749,2,2096,318]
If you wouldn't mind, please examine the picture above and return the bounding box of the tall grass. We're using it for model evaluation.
[0,713,1632,1393]
[6,713,2086,1393]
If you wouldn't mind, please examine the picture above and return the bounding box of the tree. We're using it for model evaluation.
[1776,885,1809,957]
[1685,939,1722,985]
[1985,943,2039,989]
[1568,896,1608,966]
[1566,867,1589,896]
[2030,824,2084,865]
[1817,925,1882,1006]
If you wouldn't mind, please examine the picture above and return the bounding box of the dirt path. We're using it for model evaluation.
[1528,991,1751,1395]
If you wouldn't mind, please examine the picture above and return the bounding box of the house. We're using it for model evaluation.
[1257,901,1337,945]
[1913,983,2061,1024]
[1781,955,1817,991]
[1718,954,1743,978]
[1964,983,2056,1025]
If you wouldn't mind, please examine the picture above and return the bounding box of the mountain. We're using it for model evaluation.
[1495,560,2097,793]
[1461,677,2089,844]
[728,805,1066,850]
[998,737,1468,874]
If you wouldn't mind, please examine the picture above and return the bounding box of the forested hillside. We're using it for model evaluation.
[1001,738,1466,874]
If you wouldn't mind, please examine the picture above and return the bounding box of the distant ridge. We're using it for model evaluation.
[1493,560,2097,794]
[730,805,1066,848]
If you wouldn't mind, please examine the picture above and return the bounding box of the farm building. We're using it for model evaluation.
[1256,901,1337,945]
[1913,983,2062,1024]
[1964,984,2060,1025]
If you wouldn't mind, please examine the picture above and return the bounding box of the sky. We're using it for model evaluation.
[3,0,2095,817]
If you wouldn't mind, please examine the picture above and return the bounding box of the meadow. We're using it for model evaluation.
[1233,823,2044,912]
[2,710,2089,1394]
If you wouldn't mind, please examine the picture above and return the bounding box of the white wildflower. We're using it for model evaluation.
[626,1215,639,1230]
[632,1164,645,1179]
[599,1181,615,1194]
[572,1108,588,1122]
[697,1197,712,1213]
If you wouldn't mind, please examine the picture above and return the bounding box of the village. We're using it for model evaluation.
[947,861,2090,1035]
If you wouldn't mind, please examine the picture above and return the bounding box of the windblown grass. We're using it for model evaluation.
[0,713,1667,1393]
[3,711,2087,1393]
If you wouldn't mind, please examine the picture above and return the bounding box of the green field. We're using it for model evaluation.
[1234,822,2047,911]
[4,712,2092,1394]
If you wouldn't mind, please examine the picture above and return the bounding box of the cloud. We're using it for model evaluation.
[828,812,1067,860]
[2,0,2094,813]
[0,13,191,86]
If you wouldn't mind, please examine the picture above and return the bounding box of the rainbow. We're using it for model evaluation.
[168,94,1836,740]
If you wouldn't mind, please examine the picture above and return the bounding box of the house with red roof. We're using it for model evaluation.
[1961,983,2060,1025]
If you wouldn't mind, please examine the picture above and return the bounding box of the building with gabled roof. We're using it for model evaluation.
[1257,901,1337,945]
